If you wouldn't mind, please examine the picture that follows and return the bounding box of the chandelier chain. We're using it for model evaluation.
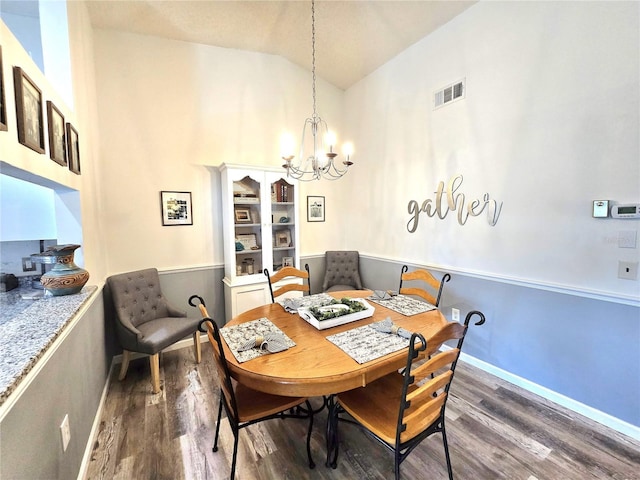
[280,0,353,181]
[311,0,317,119]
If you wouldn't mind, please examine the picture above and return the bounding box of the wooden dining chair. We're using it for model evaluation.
[326,310,486,480]
[188,295,315,480]
[398,265,451,306]
[263,264,311,303]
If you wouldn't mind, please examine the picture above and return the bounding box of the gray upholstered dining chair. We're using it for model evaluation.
[107,268,202,394]
[322,251,364,292]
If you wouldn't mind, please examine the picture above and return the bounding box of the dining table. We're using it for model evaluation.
[217,289,450,398]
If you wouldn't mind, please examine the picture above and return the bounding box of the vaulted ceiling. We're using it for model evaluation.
[86,0,476,90]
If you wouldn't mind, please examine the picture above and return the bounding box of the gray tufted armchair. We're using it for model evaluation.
[107,268,201,393]
[322,251,364,292]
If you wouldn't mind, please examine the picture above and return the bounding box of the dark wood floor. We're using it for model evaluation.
[85,345,640,480]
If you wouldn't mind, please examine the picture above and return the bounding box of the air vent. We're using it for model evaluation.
[434,78,465,110]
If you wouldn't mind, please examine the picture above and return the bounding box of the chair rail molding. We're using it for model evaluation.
[407,174,503,232]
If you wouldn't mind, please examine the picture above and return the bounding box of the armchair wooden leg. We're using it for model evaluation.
[149,353,160,394]
[118,350,131,381]
[193,331,202,364]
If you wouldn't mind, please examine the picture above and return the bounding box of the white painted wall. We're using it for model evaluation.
[91,30,344,275]
[342,1,639,301]
[39,0,73,108]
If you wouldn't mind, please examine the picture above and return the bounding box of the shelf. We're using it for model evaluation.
[220,164,300,320]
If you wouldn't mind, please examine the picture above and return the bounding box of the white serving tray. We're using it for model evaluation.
[298,298,375,330]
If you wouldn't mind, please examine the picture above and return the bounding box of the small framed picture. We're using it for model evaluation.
[160,191,193,226]
[13,66,45,153]
[307,195,325,222]
[46,101,66,166]
[282,256,293,268]
[236,233,258,250]
[235,208,252,223]
[0,47,7,131]
[66,123,81,174]
[276,230,292,247]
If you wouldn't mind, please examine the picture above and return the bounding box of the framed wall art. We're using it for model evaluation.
[234,208,252,224]
[307,195,325,222]
[0,46,7,131]
[13,66,45,153]
[46,101,66,166]
[276,229,292,247]
[236,233,258,250]
[160,191,193,226]
[282,256,293,268]
[66,123,81,174]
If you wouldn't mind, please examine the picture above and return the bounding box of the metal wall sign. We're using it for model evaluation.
[407,174,503,232]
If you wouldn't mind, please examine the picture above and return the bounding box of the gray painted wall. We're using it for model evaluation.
[158,266,226,327]
[0,294,110,479]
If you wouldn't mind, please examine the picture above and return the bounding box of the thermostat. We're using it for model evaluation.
[592,200,609,218]
[611,203,640,219]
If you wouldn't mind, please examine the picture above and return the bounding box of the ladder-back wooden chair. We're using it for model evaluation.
[188,295,315,480]
[326,311,486,480]
[398,265,451,306]
[263,264,311,303]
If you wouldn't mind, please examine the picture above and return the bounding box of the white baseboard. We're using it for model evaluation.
[77,358,116,480]
[455,349,640,442]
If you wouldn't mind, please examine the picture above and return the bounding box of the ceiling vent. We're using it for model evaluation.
[434,78,465,110]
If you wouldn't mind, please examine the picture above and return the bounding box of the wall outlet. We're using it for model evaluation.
[451,307,460,322]
[618,261,638,280]
[60,414,71,452]
[22,257,36,272]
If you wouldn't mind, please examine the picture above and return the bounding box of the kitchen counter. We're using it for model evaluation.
[0,285,98,406]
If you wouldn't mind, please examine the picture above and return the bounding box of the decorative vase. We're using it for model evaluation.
[31,244,90,296]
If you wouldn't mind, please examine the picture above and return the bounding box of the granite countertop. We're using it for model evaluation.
[0,285,98,407]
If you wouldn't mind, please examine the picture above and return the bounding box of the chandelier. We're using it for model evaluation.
[280,0,354,181]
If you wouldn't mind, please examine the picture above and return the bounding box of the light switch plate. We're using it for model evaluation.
[618,231,637,248]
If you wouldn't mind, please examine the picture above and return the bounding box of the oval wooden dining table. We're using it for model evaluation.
[219,290,450,397]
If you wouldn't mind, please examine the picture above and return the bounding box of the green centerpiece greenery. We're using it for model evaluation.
[309,298,366,321]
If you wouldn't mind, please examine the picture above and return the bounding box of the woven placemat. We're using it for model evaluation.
[367,294,436,316]
[220,317,295,363]
[326,324,409,364]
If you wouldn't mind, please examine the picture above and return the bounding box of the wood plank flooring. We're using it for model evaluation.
[85,345,640,479]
